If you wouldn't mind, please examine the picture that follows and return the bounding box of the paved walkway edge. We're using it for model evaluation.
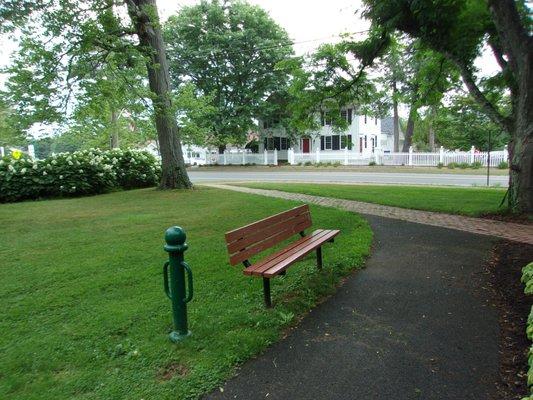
[204,184,533,245]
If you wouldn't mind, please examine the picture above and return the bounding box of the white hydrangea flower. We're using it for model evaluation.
[8,164,15,172]
[59,175,63,179]
[60,185,64,190]
[21,168,27,174]
[71,186,76,190]
[68,161,73,166]
[51,159,57,165]
[79,169,83,173]
[43,171,47,176]
[0,160,4,166]
[32,164,38,170]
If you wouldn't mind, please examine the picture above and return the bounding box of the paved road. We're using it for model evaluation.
[203,216,499,400]
[189,170,508,187]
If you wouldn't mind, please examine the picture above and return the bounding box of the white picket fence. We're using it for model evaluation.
[210,150,279,165]
[286,146,508,167]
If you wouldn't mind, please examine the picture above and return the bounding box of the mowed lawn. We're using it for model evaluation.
[239,183,508,216]
[0,187,371,400]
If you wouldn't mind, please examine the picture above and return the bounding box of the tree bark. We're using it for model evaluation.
[392,80,400,152]
[110,109,119,149]
[428,105,436,152]
[126,0,192,189]
[487,0,532,213]
[402,105,417,152]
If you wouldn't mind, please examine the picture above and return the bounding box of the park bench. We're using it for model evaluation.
[225,204,340,307]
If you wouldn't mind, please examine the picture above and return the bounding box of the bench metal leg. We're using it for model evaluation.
[316,246,323,270]
[263,277,272,308]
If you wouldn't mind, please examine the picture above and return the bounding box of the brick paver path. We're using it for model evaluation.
[206,184,533,245]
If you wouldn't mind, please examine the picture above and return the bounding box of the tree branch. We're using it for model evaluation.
[451,56,513,133]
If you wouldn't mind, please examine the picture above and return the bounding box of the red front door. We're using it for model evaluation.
[302,138,310,153]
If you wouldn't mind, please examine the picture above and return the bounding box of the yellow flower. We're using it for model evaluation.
[12,149,22,160]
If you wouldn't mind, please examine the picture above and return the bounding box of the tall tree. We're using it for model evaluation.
[363,0,532,212]
[1,0,192,189]
[164,0,292,148]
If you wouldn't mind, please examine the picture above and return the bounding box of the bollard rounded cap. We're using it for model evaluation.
[164,226,188,253]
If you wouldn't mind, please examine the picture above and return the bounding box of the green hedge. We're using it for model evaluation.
[521,262,533,400]
[0,148,160,203]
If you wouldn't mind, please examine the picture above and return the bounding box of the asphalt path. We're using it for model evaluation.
[189,170,508,187]
[203,215,499,400]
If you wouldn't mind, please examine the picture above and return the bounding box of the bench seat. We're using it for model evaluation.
[244,229,340,278]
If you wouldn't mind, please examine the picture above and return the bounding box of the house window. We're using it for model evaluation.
[263,121,270,129]
[341,135,352,149]
[332,135,340,150]
[340,110,347,121]
[364,136,368,149]
[265,136,288,151]
[321,111,333,126]
[325,136,332,150]
[280,137,289,150]
[347,108,352,124]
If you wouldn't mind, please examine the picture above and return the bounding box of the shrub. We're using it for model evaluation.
[521,262,533,397]
[498,161,509,169]
[437,162,444,169]
[471,161,482,169]
[458,162,470,169]
[447,162,458,169]
[368,161,377,166]
[303,161,313,166]
[0,148,160,203]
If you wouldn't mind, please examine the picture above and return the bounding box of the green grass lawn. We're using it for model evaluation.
[0,187,371,400]
[238,183,508,216]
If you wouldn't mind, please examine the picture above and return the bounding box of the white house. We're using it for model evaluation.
[258,107,382,160]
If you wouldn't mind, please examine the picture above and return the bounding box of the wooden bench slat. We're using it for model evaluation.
[244,229,337,277]
[227,212,311,254]
[225,205,309,243]
[262,229,340,277]
[242,230,324,275]
[229,218,312,265]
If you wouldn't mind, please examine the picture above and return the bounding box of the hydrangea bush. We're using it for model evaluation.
[0,148,161,203]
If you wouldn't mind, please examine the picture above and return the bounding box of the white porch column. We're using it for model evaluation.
[344,148,348,166]
[316,148,320,163]
[439,146,444,163]
[274,149,278,165]
[470,146,475,164]
[408,146,413,166]
[503,145,509,162]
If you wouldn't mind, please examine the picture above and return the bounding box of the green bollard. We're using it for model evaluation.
[163,226,193,343]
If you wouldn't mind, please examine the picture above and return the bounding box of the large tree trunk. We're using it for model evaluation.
[110,109,119,149]
[428,105,436,152]
[392,80,400,152]
[126,0,192,189]
[488,0,533,214]
[402,105,417,152]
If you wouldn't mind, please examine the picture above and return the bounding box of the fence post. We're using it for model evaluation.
[242,151,246,165]
[0,146,4,158]
[223,151,227,165]
[288,148,295,165]
[27,144,35,159]
[344,147,348,166]
[439,146,444,164]
[503,145,509,162]
[470,146,475,164]
[408,146,413,166]
[274,149,278,166]
[263,150,268,165]
[316,148,320,163]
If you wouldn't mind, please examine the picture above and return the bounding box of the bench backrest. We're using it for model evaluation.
[225,204,312,266]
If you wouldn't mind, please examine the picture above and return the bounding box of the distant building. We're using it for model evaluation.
[380,116,404,152]
[257,106,382,161]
